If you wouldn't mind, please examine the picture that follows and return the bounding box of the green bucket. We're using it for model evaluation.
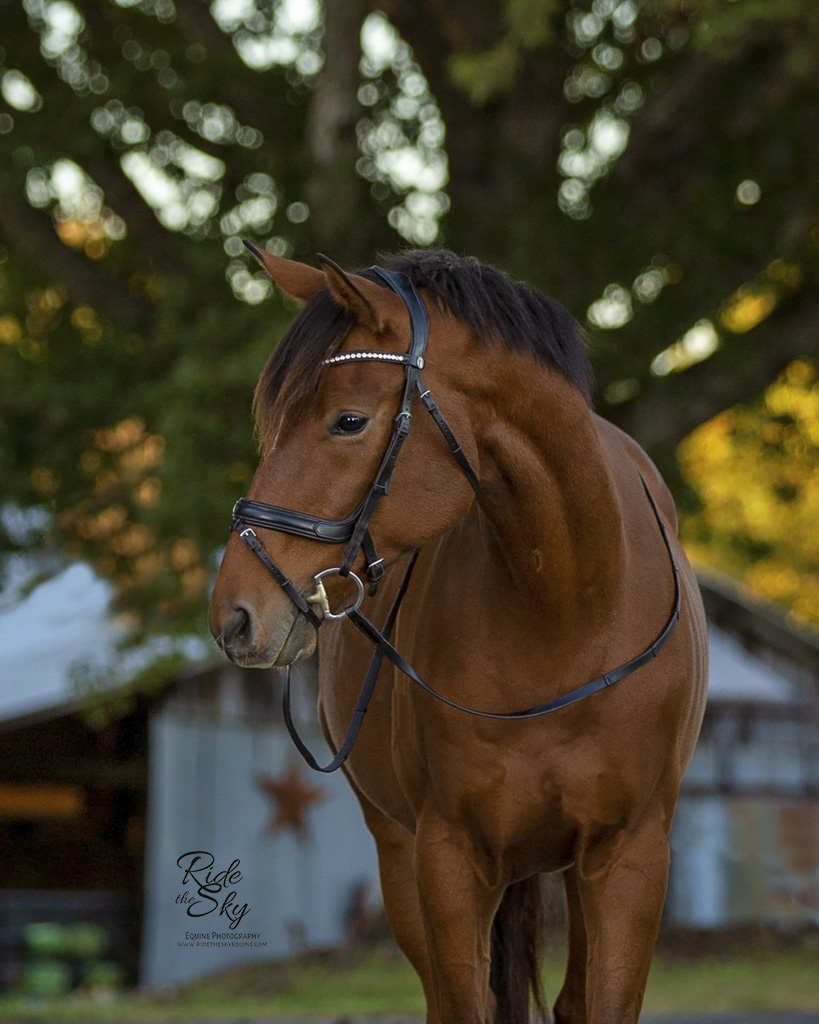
[22,922,70,959]
[20,959,73,998]
[64,922,109,960]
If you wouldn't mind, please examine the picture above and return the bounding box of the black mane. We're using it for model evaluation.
[378,250,592,401]
[254,249,592,445]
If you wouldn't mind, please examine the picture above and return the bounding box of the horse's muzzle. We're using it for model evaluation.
[211,599,317,669]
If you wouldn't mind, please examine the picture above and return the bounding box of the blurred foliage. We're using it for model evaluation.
[680,359,819,623]
[0,0,818,642]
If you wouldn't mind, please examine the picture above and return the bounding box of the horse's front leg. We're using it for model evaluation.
[414,814,504,1024]
[553,864,588,1024]
[575,808,671,1024]
[355,795,439,1016]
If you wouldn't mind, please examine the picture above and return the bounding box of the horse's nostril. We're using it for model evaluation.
[223,603,253,653]
[234,605,250,641]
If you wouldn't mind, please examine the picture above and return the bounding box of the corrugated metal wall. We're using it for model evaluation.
[669,796,819,929]
[140,703,379,987]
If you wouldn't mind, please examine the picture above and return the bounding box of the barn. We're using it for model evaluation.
[140,658,380,987]
[668,570,819,930]
[0,563,379,991]
[1,559,817,990]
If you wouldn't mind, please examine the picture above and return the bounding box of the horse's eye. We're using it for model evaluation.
[330,412,369,436]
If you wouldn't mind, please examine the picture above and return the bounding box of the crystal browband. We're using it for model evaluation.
[324,350,424,368]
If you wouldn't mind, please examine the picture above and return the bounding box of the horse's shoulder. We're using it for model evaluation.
[593,415,678,535]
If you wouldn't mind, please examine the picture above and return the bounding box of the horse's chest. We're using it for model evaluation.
[389,722,582,871]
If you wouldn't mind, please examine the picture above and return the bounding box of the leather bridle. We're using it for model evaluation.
[232,267,478,630]
[229,268,681,773]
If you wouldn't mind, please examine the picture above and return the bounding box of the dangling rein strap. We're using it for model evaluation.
[283,551,418,773]
[283,475,681,771]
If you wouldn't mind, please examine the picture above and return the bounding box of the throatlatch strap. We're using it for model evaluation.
[418,384,480,493]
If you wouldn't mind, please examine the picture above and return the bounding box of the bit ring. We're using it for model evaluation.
[307,568,365,620]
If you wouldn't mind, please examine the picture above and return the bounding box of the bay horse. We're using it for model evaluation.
[209,247,708,1024]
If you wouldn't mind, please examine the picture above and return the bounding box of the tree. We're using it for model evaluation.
[1,0,818,636]
[679,359,819,623]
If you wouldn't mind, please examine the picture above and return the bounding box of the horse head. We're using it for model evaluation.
[208,248,478,668]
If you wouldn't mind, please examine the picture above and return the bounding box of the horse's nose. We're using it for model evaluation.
[213,603,255,660]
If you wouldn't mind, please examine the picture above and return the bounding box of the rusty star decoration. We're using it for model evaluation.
[258,761,325,839]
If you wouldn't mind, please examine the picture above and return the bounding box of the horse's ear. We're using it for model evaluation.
[317,254,401,334]
[243,240,326,303]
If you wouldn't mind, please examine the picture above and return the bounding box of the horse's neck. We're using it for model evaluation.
[469,366,624,641]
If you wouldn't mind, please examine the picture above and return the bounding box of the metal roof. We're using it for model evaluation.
[0,561,208,730]
[0,562,122,728]
[707,625,792,702]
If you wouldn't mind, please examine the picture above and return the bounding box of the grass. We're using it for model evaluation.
[1,935,818,1020]
[645,949,819,1012]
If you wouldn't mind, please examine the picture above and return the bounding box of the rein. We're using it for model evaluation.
[231,269,682,773]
